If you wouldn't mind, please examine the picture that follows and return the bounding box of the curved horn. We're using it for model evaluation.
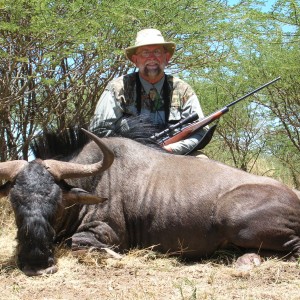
[43,129,115,180]
[0,160,28,181]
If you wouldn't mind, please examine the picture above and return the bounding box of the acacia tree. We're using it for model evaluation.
[234,0,300,186]
[1,0,257,160]
[1,0,130,159]
[192,74,272,171]
[187,2,277,171]
[2,0,298,177]
[255,41,300,187]
[264,0,300,187]
[190,0,299,183]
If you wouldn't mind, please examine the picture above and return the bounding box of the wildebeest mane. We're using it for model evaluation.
[31,116,165,160]
[31,127,90,160]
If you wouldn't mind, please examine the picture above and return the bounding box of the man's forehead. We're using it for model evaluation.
[137,45,165,51]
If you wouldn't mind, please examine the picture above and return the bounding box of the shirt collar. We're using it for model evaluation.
[139,74,165,94]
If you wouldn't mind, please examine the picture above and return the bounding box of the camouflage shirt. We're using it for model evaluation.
[90,72,207,155]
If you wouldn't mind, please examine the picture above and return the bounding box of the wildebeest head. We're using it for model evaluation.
[0,129,114,276]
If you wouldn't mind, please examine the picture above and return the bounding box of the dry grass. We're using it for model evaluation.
[1,198,300,300]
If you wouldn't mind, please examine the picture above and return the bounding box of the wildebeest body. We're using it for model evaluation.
[65,137,300,258]
[1,130,300,275]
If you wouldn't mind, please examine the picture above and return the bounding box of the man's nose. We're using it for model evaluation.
[148,51,158,58]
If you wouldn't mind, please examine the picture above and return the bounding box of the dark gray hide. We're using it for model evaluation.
[1,131,300,276]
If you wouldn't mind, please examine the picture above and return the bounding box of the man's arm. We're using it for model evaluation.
[89,89,124,134]
[164,94,208,155]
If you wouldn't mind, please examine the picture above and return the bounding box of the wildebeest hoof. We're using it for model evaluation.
[22,265,58,276]
[234,253,262,272]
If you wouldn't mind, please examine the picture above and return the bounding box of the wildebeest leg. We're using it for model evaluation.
[215,184,300,260]
[71,221,120,251]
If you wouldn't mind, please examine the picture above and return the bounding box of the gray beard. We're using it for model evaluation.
[144,65,163,78]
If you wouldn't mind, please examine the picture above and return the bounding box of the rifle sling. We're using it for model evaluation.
[185,124,218,155]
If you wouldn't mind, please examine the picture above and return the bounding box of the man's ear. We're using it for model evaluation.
[131,55,137,64]
[165,52,171,63]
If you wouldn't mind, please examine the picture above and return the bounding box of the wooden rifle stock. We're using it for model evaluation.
[152,77,281,147]
[160,107,228,146]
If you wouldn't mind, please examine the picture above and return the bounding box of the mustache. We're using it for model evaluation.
[144,65,162,74]
[145,61,159,66]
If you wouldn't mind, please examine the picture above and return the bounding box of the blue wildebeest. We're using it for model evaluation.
[0,126,300,276]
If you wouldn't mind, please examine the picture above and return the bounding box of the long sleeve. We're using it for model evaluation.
[89,88,124,134]
[167,94,208,155]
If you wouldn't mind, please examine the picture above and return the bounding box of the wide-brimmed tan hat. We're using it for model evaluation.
[125,29,176,62]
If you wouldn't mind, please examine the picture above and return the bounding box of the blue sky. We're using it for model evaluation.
[228,0,297,33]
[228,0,277,12]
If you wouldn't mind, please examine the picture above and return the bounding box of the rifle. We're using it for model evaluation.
[152,77,281,147]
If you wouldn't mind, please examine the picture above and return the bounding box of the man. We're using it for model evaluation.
[90,28,208,155]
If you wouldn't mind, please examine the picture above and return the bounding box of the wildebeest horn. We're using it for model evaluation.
[0,160,28,181]
[43,129,115,180]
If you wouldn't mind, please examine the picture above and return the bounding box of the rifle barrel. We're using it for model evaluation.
[152,77,281,145]
[227,77,281,108]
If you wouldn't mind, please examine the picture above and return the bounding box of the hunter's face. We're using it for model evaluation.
[131,45,171,83]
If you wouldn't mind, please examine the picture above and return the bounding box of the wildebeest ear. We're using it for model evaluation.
[0,181,12,198]
[62,187,107,205]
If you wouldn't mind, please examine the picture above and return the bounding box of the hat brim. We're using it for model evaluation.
[125,42,176,62]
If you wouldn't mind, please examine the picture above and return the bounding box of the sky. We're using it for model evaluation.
[228,0,297,33]
[228,0,277,12]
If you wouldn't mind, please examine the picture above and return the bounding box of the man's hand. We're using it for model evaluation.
[162,145,173,153]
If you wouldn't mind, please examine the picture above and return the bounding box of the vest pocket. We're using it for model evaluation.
[169,106,181,122]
